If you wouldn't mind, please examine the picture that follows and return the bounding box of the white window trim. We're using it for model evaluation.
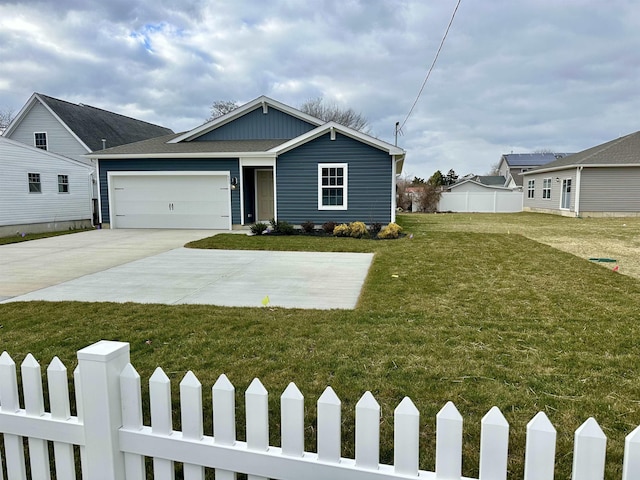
[34,132,48,150]
[318,163,348,210]
[527,179,535,199]
[28,172,42,194]
[542,178,551,199]
[58,174,70,194]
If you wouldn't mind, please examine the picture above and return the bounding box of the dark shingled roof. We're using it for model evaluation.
[503,152,571,167]
[526,131,640,173]
[38,94,173,151]
[90,132,287,156]
[476,175,506,186]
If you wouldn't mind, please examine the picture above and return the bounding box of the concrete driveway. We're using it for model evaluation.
[0,229,218,300]
[1,229,373,309]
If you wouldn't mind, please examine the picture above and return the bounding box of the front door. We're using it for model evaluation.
[561,178,572,209]
[256,169,274,222]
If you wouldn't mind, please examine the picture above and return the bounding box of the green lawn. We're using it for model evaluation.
[0,228,91,245]
[1,213,639,479]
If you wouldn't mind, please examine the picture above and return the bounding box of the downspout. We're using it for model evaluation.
[575,166,583,217]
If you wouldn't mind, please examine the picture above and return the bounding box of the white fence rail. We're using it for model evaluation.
[1,340,639,479]
[438,191,523,213]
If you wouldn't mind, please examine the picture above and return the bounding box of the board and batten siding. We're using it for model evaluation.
[580,167,640,213]
[5,101,90,163]
[276,132,393,225]
[194,107,316,141]
[98,159,241,225]
[522,169,576,213]
[0,140,92,227]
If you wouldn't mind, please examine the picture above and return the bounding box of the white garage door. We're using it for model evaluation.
[109,173,231,229]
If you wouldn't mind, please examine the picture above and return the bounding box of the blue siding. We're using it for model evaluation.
[98,159,240,224]
[195,107,316,141]
[277,133,393,225]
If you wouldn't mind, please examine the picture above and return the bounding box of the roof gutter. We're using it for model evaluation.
[522,163,640,175]
[85,151,278,160]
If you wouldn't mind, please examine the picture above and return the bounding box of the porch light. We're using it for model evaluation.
[230,177,238,190]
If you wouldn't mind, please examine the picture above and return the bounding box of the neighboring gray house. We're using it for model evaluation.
[522,131,640,217]
[497,153,571,187]
[88,96,406,230]
[2,93,174,225]
[0,136,94,235]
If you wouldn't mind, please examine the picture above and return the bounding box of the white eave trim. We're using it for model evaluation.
[86,151,278,160]
[168,95,324,144]
[521,163,640,175]
[270,121,405,157]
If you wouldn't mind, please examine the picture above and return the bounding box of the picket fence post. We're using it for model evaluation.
[77,340,130,480]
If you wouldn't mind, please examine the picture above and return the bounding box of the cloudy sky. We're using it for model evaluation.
[1,0,639,180]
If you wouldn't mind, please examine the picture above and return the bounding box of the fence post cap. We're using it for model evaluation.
[77,340,129,362]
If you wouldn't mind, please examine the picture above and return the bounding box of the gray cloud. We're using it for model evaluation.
[1,0,639,179]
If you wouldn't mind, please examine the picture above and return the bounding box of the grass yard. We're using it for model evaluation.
[0,228,91,245]
[1,213,640,479]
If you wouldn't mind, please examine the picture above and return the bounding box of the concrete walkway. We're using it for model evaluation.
[1,230,373,309]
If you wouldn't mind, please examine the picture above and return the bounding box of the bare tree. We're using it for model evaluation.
[206,100,239,122]
[0,107,15,134]
[486,161,500,176]
[300,97,369,132]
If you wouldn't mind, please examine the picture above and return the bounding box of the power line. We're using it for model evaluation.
[399,0,462,132]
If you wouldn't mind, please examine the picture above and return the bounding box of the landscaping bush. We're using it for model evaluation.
[349,221,369,239]
[322,221,337,234]
[300,220,315,234]
[377,222,402,239]
[369,222,383,236]
[250,222,268,235]
[333,223,351,237]
[269,218,296,235]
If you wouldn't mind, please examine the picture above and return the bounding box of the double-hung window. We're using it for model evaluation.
[527,179,535,198]
[542,178,551,199]
[318,163,348,210]
[34,132,47,150]
[28,173,41,193]
[58,174,69,193]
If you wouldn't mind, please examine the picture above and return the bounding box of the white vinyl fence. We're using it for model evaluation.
[438,191,523,213]
[1,340,640,479]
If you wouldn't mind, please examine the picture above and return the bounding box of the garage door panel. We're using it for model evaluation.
[110,174,231,229]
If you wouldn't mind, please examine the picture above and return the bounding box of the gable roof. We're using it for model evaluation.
[169,96,324,144]
[89,97,405,162]
[502,152,571,167]
[522,131,640,175]
[449,176,512,190]
[0,135,94,170]
[4,93,173,152]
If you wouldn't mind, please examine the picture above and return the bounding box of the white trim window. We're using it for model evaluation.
[318,163,348,210]
[542,178,551,199]
[34,132,47,150]
[28,172,42,193]
[527,179,535,198]
[58,174,70,193]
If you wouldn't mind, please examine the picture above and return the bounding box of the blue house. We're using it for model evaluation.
[88,96,405,229]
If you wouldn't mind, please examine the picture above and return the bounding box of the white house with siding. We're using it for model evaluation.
[0,136,94,235]
[2,92,173,228]
[522,131,640,217]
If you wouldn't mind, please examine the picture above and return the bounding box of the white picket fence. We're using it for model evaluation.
[1,340,640,479]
